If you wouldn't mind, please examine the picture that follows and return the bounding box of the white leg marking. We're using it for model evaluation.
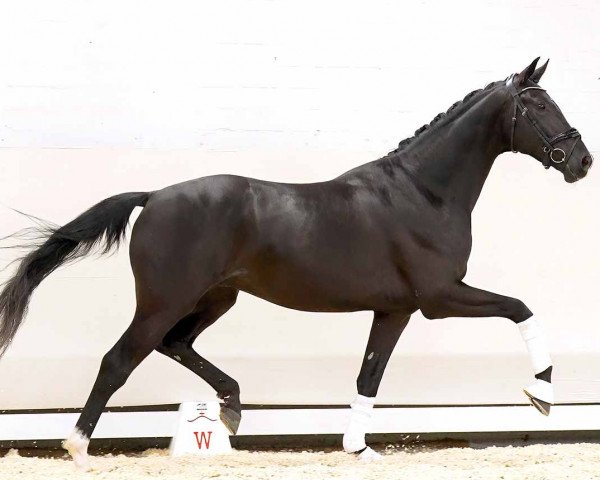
[62,428,91,471]
[518,317,552,374]
[343,394,379,458]
[518,317,554,406]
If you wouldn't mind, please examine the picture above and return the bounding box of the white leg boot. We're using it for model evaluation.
[518,317,554,415]
[343,395,382,462]
[62,428,91,471]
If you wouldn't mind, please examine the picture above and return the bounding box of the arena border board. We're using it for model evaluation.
[1,404,599,443]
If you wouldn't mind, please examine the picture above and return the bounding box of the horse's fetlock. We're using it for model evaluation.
[219,380,240,398]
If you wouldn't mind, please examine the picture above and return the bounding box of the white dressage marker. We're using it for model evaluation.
[170,402,232,457]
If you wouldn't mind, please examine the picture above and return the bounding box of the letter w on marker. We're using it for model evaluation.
[193,431,212,449]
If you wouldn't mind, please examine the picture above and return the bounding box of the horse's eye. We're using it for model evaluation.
[538,103,545,109]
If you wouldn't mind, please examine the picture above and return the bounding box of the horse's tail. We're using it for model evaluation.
[0,191,150,357]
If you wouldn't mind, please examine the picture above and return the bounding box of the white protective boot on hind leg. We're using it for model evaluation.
[343,395,382,461]
[518,318,554,405]
[62,428,91,471]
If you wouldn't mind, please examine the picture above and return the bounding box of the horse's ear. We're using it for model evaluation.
[516,57,540,85]
[530,59,549,84]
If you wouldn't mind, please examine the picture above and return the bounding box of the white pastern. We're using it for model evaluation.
[62,428,91,471]
[343,395,375,454]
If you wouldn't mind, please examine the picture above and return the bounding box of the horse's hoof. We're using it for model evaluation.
[524,389,552,416]
[62,430,91,471]
[523,378,553,416]
[220,406,241,434]
[73,454,92,472]
[356,447,382,462]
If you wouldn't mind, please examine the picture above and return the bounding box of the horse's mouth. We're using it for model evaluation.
[564,163,584,183]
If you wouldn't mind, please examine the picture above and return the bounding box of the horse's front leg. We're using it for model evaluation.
[344,311,411,460]
[419,281,553,415]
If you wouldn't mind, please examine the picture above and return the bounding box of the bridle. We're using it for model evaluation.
[507,74,581,169]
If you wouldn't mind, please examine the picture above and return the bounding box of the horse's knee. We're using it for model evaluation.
[506,299,533,323]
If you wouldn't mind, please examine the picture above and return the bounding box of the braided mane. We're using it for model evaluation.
[389,80,503,154]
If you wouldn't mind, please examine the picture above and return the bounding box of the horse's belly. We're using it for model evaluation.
[227,260,413,313]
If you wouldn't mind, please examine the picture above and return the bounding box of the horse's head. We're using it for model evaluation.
[509,58,592,183]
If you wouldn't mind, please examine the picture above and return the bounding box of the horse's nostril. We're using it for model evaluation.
[582,156,593,169]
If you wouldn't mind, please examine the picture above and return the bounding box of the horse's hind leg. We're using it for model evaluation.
[63,246,210,470]
[62,193,240,468]
[344,311,410,461]
[155,286,242,433]
[62,302,198,470]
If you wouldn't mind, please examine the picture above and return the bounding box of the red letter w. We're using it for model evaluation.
[193,431,212,449]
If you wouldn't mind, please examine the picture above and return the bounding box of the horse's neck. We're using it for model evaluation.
[391,88,509,212]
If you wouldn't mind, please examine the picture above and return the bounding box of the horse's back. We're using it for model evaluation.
[128,173,411,313]
[229,177,411,312]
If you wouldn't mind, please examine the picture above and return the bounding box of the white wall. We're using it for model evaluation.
[0,0,599,409]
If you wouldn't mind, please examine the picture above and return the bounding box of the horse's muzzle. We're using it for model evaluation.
[564,155,593,183]
[581,155,594,171]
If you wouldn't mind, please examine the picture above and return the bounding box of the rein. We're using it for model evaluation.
[507,75,581,169]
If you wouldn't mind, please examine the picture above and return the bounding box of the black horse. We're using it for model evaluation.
[0,58,592,466]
